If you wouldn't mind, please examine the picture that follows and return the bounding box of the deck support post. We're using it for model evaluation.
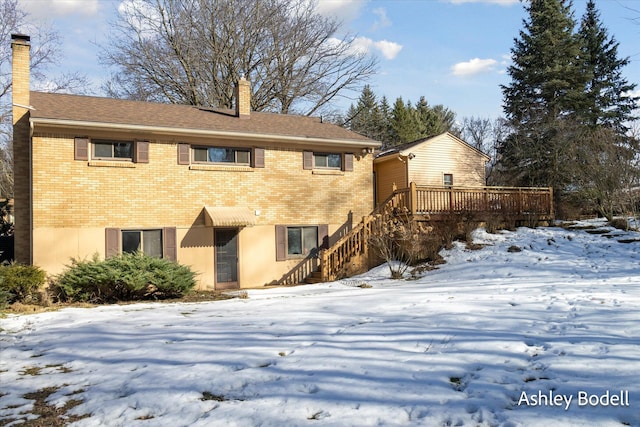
[409,182,417,216]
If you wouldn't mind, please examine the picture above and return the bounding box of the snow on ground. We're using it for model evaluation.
[1,221,639,427]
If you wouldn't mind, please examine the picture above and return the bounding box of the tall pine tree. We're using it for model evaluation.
[577,0,638,131]
[390,98,420,145]
[500,0,586,189]
[345,85,387,141]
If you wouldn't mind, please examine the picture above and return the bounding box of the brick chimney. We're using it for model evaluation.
[234,76,250,119]
[11,34,32,264]
[11,34,30,123]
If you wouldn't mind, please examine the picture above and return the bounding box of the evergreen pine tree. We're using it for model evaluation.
[389,97,420,145]
[378,96,393,147]
[500,0,586,189]
[577,0,638,131]
[345,85,379,138]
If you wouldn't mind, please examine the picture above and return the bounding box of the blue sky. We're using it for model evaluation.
[17,0,640,120]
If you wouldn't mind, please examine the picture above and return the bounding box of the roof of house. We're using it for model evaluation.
[375,131,490,161]
[29,91,379,148]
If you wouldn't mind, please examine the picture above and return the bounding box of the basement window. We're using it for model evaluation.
[275,224,329,261]
[122,229,163,258]
[287,226,319,257]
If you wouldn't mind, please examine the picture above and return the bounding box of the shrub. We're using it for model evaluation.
[609,217,630,231]
[369,213,434,279]
[0,263,47,307]
[53,253,197,303]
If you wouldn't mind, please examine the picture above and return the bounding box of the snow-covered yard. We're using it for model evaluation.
[1,221,639,427]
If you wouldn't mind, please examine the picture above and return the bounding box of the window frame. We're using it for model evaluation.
[92,139,134,161]
[121,229,164,258]
[286,226,319,258]
[313,152,342,170]
[106,227,176,260]
[192,146,252,165]
[275,224,329,261]
[443,173,454,187]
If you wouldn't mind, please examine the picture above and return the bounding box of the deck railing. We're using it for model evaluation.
[404,184,553,217]
[318,184,553,283]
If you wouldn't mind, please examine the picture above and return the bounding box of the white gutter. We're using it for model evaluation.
[30,117,381,148]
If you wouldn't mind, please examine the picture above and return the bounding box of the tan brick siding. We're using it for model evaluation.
[31,134,374,229]
[12,40,31,264]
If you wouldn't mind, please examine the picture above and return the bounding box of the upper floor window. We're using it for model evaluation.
[178,144,264,168]
[93,140,133,160]
[193,147,250,164]
[75,137,148,164]
[444,173,454,187]
[303,151,353,172]
[314,153,341,169]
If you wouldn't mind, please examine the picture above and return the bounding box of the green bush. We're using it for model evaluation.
[0,263,47,307]
[53,253,197,303]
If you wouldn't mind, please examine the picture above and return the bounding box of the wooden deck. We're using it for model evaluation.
[380,183,554,220]
[317,184,554,283]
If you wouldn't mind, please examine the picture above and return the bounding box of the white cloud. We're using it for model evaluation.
[451,58,497,76]
[351,37,403,60]
[622,89,640,107]
[18,0,99,18]
[371,7,391,30]
[313,0,367,23]
[446,0,519,5]
[118,0,162,39]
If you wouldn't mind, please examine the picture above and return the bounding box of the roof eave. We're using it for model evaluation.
[30,117,381,149]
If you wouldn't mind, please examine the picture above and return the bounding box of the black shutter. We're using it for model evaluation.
[275,225,287,261]
[303,151,313,170]
[252,147,265,168]
[163,227,177,261]
[178,143,190,165]
[105,228,121,258]
[74,137,89,161]
[135,141,149,163]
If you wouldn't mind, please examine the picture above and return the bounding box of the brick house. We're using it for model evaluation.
[11,34,380,289]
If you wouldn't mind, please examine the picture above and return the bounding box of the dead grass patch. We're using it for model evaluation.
[3,386,89,427]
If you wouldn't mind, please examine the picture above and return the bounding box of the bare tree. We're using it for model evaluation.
[571,124,640,222]
[100,0,378,115]
[459,116,509,185]
[0,0,89,198]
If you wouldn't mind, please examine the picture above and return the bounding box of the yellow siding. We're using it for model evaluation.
[374,157,407,205]
[30,131,374,288]
[407,133,487,187]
